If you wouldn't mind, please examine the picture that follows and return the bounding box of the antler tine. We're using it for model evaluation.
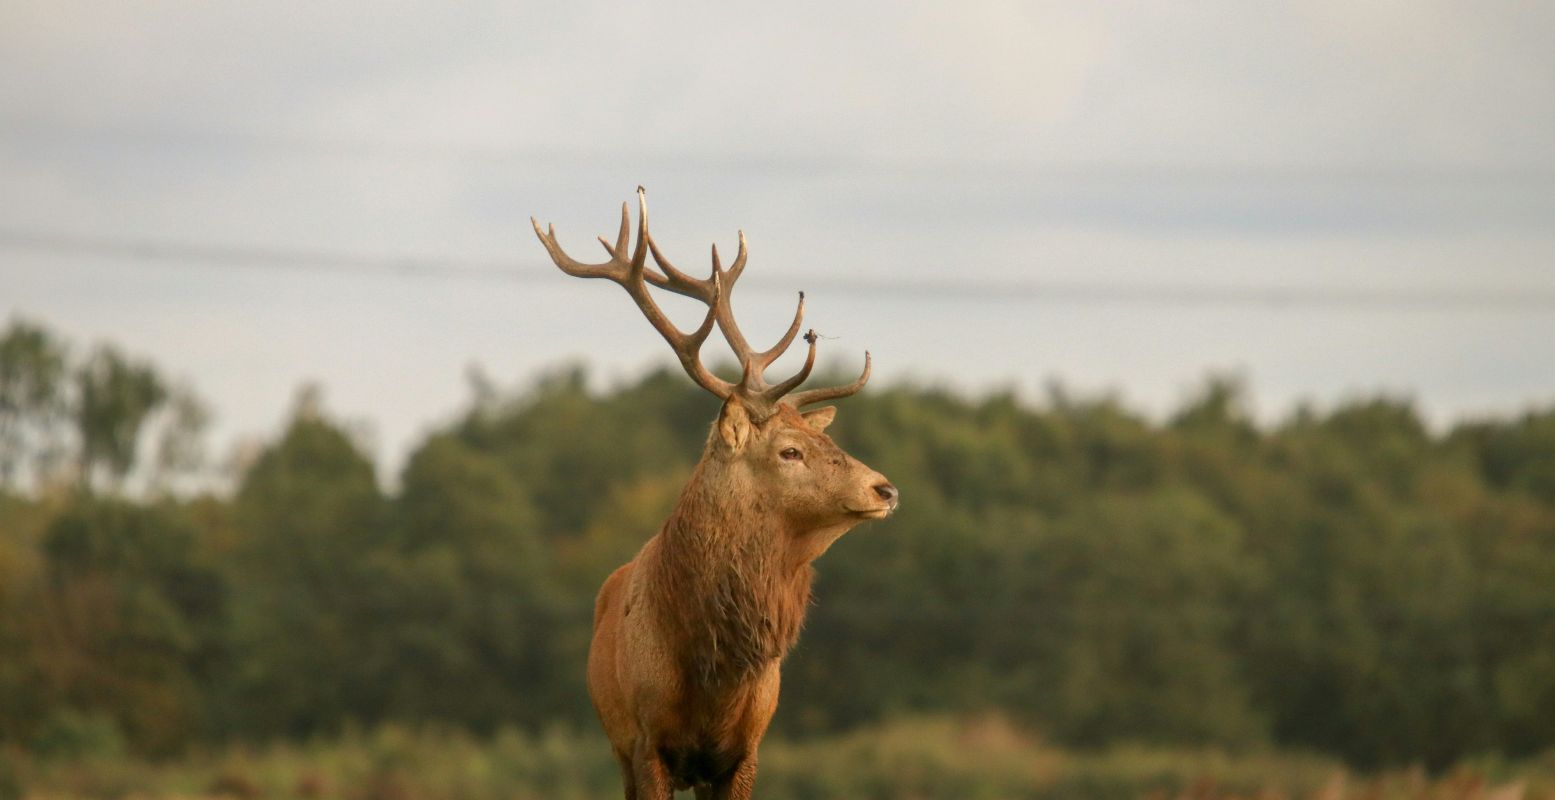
[727,230,748,282]
[707,240,756,360]
[705,231,797,392]
[759,328,819,401]
[627,188,651,276]
[753,292,806,370]
[734,291,808,397]
[533,189,735,400]
[533,219,617,281]
[783,351,872,408]
[644,226,715,300]
[593,202,631,261]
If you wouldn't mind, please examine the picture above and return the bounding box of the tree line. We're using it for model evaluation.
[1,318,1552,769]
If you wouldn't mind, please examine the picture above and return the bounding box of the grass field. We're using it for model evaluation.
[5,716,1552,800]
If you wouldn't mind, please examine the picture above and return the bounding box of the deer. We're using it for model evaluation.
[532,188,899,799]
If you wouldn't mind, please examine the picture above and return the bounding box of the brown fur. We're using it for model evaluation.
[587,401,896,799]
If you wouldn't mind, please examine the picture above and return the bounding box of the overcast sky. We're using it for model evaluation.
[3,1,1553,477]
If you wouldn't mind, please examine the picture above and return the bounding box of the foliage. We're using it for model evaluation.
[0,319,208,493]
[2,318,1555,774]
[0,320,68,487]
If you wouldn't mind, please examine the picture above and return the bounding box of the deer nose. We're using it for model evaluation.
[873,482,899,507]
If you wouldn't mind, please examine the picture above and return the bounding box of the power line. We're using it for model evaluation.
[4,228,1555,311]
[5,118,1555,186]
[0,229,521,281]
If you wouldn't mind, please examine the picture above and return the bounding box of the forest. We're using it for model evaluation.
[2,317,1554,798]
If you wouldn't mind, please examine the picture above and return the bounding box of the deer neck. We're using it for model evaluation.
[649,459,814,684]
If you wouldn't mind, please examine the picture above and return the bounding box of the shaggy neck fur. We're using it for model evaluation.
[648,453,814,686]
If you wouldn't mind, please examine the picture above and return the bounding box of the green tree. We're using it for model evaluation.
[148,384,210,494]
[0,319,68,489]
[21,497,224,754]
[225,397,387,738]
[389,433,559,727]
[1030,492,1264,747]
[6,327,1555,768]
[74,346,168,490]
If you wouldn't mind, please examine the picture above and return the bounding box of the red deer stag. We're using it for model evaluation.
[533,188,898,799]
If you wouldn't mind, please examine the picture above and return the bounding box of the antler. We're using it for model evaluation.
[532,188,871,414]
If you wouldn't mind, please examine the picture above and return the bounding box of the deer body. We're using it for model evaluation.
[535,191,896,799]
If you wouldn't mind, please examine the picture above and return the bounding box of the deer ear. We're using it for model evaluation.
[801,406,837,432]
[717,397,753,453]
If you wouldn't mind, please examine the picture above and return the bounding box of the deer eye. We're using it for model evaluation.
[780,447,804,462]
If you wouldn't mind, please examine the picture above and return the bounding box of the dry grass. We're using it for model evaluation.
[3,717,1552,800]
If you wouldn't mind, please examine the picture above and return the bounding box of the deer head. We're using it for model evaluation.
[532,188,897,532]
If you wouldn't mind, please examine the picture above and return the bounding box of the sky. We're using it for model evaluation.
[2,1,1553,478]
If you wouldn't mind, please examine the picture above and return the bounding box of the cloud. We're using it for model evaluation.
[6,1,1550,164]
[2,0,1552,472]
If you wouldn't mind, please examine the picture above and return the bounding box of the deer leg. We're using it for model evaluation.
[630,744,674,800]
[707,755,759,800]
